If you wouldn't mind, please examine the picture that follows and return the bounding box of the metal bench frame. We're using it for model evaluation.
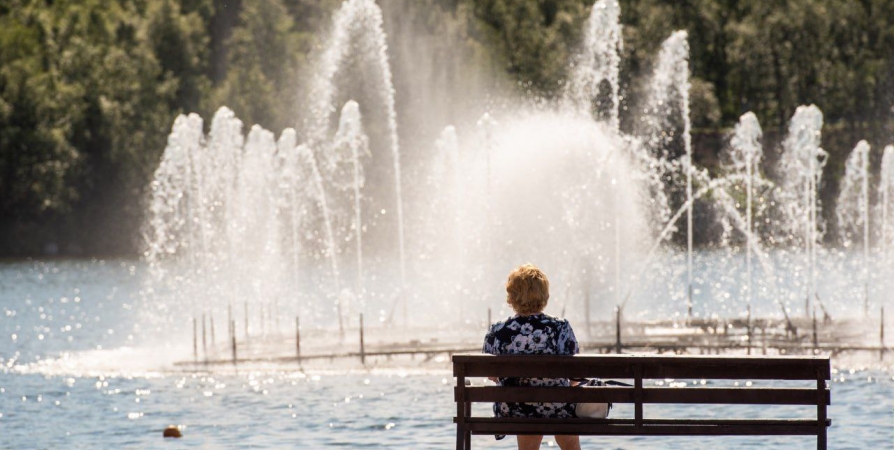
[453,354,830,449]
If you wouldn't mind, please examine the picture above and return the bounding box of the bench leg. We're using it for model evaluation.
[456,425,471,450]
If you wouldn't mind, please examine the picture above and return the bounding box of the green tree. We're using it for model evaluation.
[211,0,299,132]
[471,0,589,97]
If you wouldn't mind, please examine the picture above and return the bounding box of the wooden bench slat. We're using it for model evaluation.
[458,361,635,378]
[458,386,830,405]
[458,417,832,427]
[465,422,827,436]
[453,354,830,380]
[459,386,634,403]
[643,387,830,405]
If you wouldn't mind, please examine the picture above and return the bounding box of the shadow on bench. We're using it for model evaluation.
[453,354,830,449]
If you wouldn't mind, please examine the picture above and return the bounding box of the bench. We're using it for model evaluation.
[453,353,830,449]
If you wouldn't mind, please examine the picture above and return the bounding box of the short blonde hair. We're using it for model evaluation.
[506,264,549,315]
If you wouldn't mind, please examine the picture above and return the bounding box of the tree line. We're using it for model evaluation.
[2,0,892,255]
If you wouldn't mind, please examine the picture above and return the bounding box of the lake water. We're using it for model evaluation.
[1,259,892,448]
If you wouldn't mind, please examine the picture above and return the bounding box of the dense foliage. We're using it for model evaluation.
[1,0,893,255]
[0,0,337,254]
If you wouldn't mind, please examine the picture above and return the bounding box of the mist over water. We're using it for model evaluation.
[134,0,894,340]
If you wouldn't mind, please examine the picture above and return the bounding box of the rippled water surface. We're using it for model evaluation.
[1,370,892,449]
[1,259,892,449]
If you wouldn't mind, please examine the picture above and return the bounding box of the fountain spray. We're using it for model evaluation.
[569,0,624,307]
[729,112,763,330]
[862,143,870,317]
[881,146,894,313]
[779,105,825,317]
[301,144,344,336]
[652,31,693,317]
[837,140,871,316]
[311,0,407,325]
[567,0,622,129]
[277,129,302,285]
[333,100,370,304]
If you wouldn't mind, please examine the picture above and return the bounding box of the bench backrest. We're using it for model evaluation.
[453,354,830,425]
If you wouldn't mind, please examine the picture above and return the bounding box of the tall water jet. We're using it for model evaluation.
[311,0,407,324]
[572,0,623,308]
[776,105,826,317]
[301,143,344,335]
[567,0,622,130]
[276,129,303,287]
[207,108,245,269]
[643,30,693,316]
[880,146,894,309]
[144,113,204,272]
[725,112,764,326]
[236,125,279,258]
[332,100,370,302]
[837,140,871,315]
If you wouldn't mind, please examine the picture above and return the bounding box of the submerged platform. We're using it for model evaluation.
[175,314,888,370]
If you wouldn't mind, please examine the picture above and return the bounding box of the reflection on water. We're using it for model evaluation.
[1,259,893,448]
[0,371,891,448]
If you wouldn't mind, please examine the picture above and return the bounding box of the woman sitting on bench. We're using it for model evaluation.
[483,263,581,450]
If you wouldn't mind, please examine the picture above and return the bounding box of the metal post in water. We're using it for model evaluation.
[615,305,622,354]
[231,319,237,365]
[359,313,366,365]
[865,283,870,318]
[192,317,197,364]
[746,306,752,356]
[296,317,302,364]
[228,303,233,343]
[487,307,492,329]
[275,299,280,334]
[201,313,207,361]
[210,312,216,348]
[881,306,886,361]
[812,307,818,350]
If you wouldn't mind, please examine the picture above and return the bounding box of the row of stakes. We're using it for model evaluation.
[191,302,370,366]
[189,304,618,367]
[189,304,888,367]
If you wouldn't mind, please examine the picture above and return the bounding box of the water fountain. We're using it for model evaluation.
[880,146,894,318]
[331,100,371,310]
[639,30,694,316]
[775,105,826,317]
[724,112,764,325]
[837,140,871,315]
[880,145,894,269]
[566,0,622,130]
[310,0,408,325]
[140,0,894,345]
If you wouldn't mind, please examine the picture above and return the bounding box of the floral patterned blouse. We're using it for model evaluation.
[482,313,580,424]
